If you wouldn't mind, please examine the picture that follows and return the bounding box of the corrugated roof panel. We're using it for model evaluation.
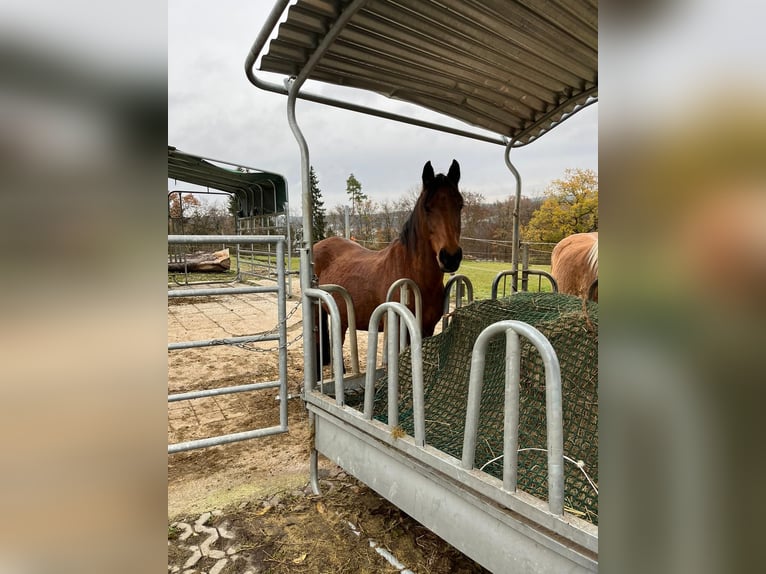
[167,147,288,216]
[257,0,597,144]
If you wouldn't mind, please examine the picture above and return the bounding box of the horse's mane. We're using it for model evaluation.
[586,235,598,275]
[399,174,455,250]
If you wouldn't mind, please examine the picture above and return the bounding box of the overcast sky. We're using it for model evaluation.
[169,0,598,213]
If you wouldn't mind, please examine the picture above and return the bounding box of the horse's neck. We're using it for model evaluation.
[385,240,443,286]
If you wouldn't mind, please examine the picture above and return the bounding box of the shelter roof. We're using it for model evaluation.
[253,0,597,146]
[168,146,288,216]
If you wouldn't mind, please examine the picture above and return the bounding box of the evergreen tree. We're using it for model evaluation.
[310,166,327,241]
[345,173,366,208]
[345,173,367,236]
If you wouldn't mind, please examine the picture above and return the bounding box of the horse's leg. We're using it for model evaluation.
[313,306,332,381]
[315,307,348,381]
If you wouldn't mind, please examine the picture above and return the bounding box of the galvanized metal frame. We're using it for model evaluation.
[317,284,361,376]
[442,274,474,330]
[310,408,596,572]
[167,234,289,454]
[461,320,564,514]
[302,296,597,570]
[168,147,294,296]
[384,278,422,360]
[491,269,559,299]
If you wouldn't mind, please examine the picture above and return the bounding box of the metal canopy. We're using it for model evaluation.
[254,0,597,146]
[167,146,288,216]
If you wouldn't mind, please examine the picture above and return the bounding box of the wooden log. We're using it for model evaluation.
[168,248,230,273]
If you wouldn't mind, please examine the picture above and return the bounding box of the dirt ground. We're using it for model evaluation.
[168,280,488,573]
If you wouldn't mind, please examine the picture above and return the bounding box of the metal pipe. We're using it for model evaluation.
[385,278,422,351]
[308,410,321,495]
[442,275,474,329]
[363,302,425,447]
[283,200,293,298]
[490,270,516,299]
[168,333,279,351]
[305,288,346,404]
[169,380,280,402]
[168,234,284,245]
[276,240,289,427]
[503,331,521,492]
[387,307,399,428]
[168,286,278,298]
[169,424,287,454]
[244,0,293,81]
[319,285,360,375]
[461,320,564,515]
[300,250,316,396]
[504,140,522,293]
[243,0,507,147]
[284,59,316,404]
[309,444,321,495]
[521,244,529,292]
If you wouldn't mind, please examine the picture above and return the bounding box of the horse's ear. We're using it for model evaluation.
[448,159,460,185]
[422,161,435,186]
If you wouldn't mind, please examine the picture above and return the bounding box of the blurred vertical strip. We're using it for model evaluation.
[0,1,167,573]
[601,0,766,572]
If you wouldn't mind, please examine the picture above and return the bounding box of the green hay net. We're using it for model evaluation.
[363,292,598,524]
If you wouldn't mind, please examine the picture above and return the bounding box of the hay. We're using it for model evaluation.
[366,293,598,524]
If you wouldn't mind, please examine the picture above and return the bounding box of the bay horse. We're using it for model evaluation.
[313,160,463,369]
[550,232,598,302]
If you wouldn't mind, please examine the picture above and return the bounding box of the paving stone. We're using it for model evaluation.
[209,557,229,574]
[211,509,224,517]
[217,523,235,540]
[195,523,217,536]
[207,549,226,560]
[183,548,202,569]
[198,530,220,556]
[175,522,194,541]
[195,512,211,528]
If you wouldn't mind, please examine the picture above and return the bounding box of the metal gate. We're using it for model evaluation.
[167,234,289,454]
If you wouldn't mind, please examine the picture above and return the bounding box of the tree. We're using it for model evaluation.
[523,168,598,243]
[168,193,235,235]
[345,173,367,234]
[356,197,378,245]
[168,193,203,233]
[227,193,240,218]
[168,192,202,219]
[310,166,327,241]
[461,190,489,239]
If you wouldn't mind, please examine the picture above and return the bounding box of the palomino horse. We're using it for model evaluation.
[313,160,463,366]
[550,232,598,302]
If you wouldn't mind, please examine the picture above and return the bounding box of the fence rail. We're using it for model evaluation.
[167,235,289,454]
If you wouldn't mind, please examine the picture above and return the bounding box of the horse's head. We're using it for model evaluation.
[420,160,464,273]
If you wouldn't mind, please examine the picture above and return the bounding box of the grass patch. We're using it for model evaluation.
[167,252,548,301]
[449,260,553,300]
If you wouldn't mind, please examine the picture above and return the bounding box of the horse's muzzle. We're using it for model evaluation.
[439,247,463,273]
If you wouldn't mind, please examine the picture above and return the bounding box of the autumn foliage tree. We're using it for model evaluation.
[523,168,598,243]
[168,192,234,235]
